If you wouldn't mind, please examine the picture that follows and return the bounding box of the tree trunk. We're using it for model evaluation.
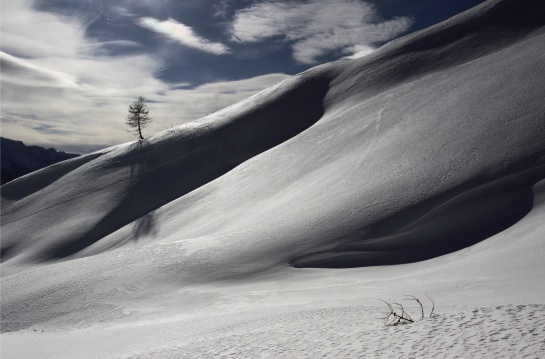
[138,118,144,140]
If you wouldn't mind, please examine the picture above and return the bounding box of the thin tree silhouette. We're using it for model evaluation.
[126,96,152,140]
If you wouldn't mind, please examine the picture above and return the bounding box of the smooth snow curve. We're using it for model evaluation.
[1,0,545,357]
[3,0,544,271]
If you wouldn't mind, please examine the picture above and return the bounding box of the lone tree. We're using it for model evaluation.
[126,96,152,140]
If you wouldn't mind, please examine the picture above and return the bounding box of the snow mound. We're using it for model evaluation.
[1,73,330,266]
[2,0,544,273]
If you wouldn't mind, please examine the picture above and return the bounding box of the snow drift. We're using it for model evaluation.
[1,1,545,356]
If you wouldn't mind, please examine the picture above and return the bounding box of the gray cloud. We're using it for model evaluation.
[230,0,412,64]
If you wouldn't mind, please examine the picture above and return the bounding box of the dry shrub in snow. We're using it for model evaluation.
[379,295,435,325]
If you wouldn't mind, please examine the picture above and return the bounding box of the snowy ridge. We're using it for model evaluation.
[1,0,545,357]
[1,72,330,266]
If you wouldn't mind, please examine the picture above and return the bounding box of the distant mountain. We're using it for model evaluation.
[0,137,79,185]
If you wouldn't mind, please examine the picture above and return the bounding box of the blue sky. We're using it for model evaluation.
[1,0,484,154]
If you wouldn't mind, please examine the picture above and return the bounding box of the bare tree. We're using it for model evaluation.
[126,96,152,140]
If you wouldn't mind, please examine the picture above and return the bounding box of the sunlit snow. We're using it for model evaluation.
[2,0,545,357]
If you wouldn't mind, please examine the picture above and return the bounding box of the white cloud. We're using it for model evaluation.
[230,0,412,64]
[0,1,285,154]
[342,45,375,59]
[153,73,290,125]
[137,17,230,55]
[1,52,78,88]
[0,0,85,58]
[112,6,135,18]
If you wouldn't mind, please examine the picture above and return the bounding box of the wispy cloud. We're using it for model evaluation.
[230,0,412,64]
[137,17,230,55]
[1,52,78,88]
[154,73,290,122]
[1,0,85,59]
[342,45,375,60]
[213,0,235,19]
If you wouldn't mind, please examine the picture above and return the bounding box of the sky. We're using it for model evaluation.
[1,0,485,154]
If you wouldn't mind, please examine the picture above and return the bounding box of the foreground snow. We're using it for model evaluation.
[2,0,545,357]
[3,305,544,358]
[3,192,545,357]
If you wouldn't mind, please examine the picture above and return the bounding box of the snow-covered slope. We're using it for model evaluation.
[2,0,545,357]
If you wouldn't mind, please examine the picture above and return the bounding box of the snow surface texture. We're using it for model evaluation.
[2,0,545,357]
